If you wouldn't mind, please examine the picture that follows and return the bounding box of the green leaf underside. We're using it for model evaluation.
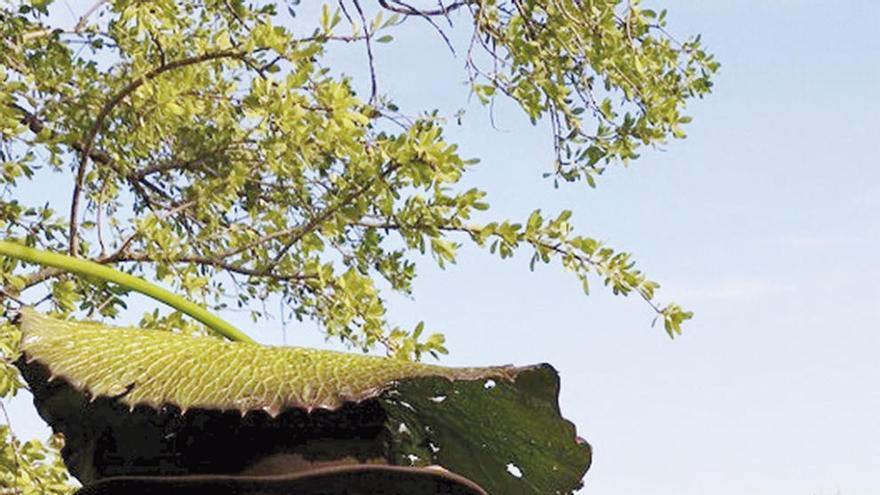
[18,308,518,414]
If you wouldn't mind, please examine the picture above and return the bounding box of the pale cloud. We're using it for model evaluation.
[769,230,879,250]
[773,234,862,249]
[669,278,790,305]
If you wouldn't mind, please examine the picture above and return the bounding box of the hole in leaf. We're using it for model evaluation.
[506,462,524,478]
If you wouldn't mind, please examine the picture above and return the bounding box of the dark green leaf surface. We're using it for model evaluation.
[385,368,591,494]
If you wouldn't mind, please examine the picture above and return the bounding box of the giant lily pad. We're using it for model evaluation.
[17,308,591,494]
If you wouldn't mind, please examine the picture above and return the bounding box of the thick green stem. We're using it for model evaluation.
[0,240,254,343]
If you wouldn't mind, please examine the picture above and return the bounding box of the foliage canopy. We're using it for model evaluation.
[0,0,716,492]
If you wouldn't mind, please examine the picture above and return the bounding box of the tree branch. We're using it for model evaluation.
[356,219,666,315]
[114,253,312,282]
[352,0,378,103]
[376,0,474,16]
[73,0,110,33]
[257,162,402,275]
[69,49,247,255]
[209,162,401,267]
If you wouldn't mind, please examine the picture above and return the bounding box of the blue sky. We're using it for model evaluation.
[5,1,880,494]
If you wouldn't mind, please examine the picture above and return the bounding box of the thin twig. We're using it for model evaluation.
[381,0,458,54]
[351,0,378,103]
[115,253,313,282]
[73,0,110,33]
[355,219,668,317]
[0,288,25,306]
[257,162,402,275]
[377,0,473,16]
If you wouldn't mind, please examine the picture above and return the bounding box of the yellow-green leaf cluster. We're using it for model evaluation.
[0,1,713,490]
